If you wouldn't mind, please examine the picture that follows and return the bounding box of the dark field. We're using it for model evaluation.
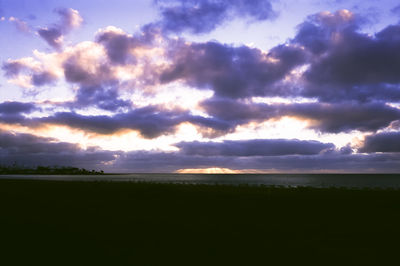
[1,180,400,265]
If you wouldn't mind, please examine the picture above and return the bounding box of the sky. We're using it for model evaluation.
[1,0,400,173]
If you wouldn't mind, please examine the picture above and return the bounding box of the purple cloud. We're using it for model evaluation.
[0,130,118,169]
[292,12,400,102]
[0,101,36,114]
[39,106,189,138]
[285,101,400,133]
[176,139,335,156]
[200,98,400,134]
[156,0,277,34]
[359,132,400,153]
[9,16,30,33]
[37,8,83,50]
[161,41,306,98]
[2,61,25,77]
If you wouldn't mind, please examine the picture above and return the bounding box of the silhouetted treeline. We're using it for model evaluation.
[0,165,104,175]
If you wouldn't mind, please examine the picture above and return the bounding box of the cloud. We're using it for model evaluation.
[1,130,399,173]
[111,150,400,173]
[285,101,400,133]
[176,139,335,156]
[2,61,25,77]
[2,58,58,87]
[196,97,279,136]
[38,106,189,138]
[9,16,30,33]
[3,30,157,110]
[292,9,361,56]
[1,98,398,141]
[0,130,118,169]
[161,41,306,98]
[200,98,400,134]
[38,27,64,49]
[96,27,135,65]
[38,8,83,50]
[31,71,58,86]
[389,120,400,130]
[2,8,400,149]
[155,0,277,34]
[0,101,37,125]
[200,97,278,122]
[60,41,132,110]
[292,10,400,102]
[157,9,400,103]
[359,132,400,153]
[62,42,112,86]
[0,101,36,114]
[56,7,83,29]
[95,24,161,66]
[69,86,132,111]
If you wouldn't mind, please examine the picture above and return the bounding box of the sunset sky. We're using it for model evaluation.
[1,0,400,173]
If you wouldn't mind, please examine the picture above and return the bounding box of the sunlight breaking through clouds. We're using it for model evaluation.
[1,1,400,172]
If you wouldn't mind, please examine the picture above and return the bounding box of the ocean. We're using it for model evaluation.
[1,173,400,189]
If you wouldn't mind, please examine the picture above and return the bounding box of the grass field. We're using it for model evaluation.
[1,179,399,265]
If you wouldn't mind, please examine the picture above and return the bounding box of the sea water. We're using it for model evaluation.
[1,173,400,189]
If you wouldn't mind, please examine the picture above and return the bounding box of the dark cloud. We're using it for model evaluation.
[38,27,63,49]
[2,98,397,139]
[196,97,279,136]
[0,102,37,126]
[71,86,132,111]
[161,41,306,98]
[176,139,335,156]
[200,98,400,134]
[39,106,188,138]
[200,98,276,122]
[32,71,57,86]
[293,9,365,51]
[62,56,113,86]
[186,115,234,138]
[0,100,271,139]
[304,27,400,85]
[359,132,400,153]
[0,130,118,169]
[0,101,36,114]
[112,150,400,173]
[95,25,159,65]
[1,130,399,173]
[62,51,131,111]
[40,105,263,138]
[96,30,133,65]
[2,61,58,87]
[2,61,24,77]
[157,9,400,103]
[293,11,400,102]
[286,101,400,133]
[339,144,353,155]
[156,0,276,34]
[37,8,82,49]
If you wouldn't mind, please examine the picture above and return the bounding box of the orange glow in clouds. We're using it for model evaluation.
[176,168,243,174]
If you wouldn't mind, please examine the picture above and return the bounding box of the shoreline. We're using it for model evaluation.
[1,173,400,190]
